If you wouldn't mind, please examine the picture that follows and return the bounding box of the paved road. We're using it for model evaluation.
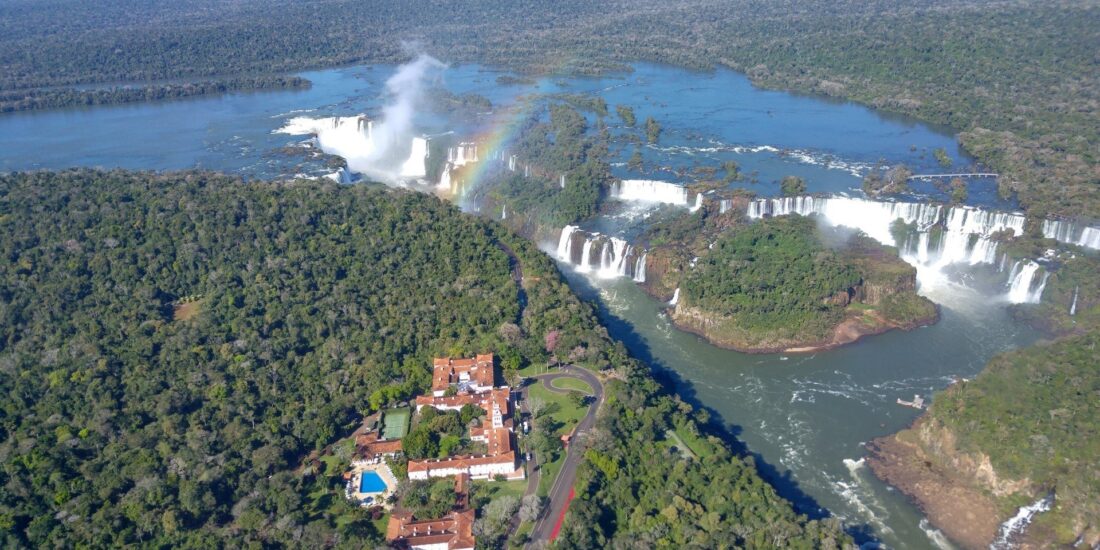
[526,365,604,546]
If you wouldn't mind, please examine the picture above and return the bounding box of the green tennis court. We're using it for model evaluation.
[381,407,410,440]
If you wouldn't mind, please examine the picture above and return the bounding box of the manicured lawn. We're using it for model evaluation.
[537,452,565,498]
[476,479,527,502]
[528,383,587,430]
[548,377,592,394]
[382,407,410,439]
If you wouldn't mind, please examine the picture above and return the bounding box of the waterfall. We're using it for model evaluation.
[1069,286,1079,316]
[991,494,1054,550]
[1006,261,1047,304]
[719,199,732,214]
[524,165,529,178]
[748,195,1045,291]
[669,287,680,306]
[398,137,429,178]
[556,225,580,262]
[508,155,517,172]
[560,174,566,189]
[690,193,703,212]
[438,163,453,190]
[1042,219,1100,250]
[501,204,507,220]
[596,237,633,279]
[610,179,690,206]
[578,239,594,272]
[633,253,647,283]
[555,227,647,280]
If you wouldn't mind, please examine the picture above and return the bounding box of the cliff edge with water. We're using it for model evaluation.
[867,332,1100,549]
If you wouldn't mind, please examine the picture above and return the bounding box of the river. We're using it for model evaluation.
[0,61,1038,548]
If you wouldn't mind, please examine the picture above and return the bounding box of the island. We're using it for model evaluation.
[643,209,938,353]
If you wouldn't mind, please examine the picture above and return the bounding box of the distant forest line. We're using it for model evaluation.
[0,0,1096,216]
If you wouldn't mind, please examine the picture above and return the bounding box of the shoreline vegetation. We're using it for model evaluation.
[2,0,1095,216]
[0,76,311,113]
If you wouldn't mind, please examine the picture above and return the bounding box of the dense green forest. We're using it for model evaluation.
[0,76,310,113]
[681,216,861,340]
[0,170,847,547]
[928,333,1100,545]
[1,0,1095,216]
[485,102,611,232]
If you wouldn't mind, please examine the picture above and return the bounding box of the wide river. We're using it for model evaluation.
[0,62,1037,548]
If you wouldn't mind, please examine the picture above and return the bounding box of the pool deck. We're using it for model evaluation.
[346,462,398,508]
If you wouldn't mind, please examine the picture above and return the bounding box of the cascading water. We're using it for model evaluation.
[633,253,647,283]
[747,196,1041,300]
[398,137,429,178]
[578,239,594,273]
[669,287,681,306]
[560,174,566,188]
[719,199,732,214]
[555,226,645,280]
[990,494,1054,550]
[1005,261,1048,304]
[1041,219,1100,250]
[501,204,507,220]
[438,164,452,191]
[1069,286,1079,315]
[690,193,703,212]
[596,237,633,279]
[556,225,580,262]
[610,179,690,206]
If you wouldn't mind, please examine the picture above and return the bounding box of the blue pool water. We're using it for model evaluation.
[359,471,387,494]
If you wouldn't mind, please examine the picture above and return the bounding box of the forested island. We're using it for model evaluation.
[635,205,936,353]
[0,170,850,547]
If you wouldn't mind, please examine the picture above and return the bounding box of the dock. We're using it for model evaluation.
[897,394,926,409]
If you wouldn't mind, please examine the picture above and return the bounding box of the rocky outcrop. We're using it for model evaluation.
[669,300,931,354]
[866,416,1008,550]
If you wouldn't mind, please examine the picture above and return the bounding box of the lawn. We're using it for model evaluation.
[548,377,592,394]
[381,407,410,440]
[528,382,587,429]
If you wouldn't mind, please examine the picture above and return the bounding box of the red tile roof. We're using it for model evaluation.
[431,354,495,393]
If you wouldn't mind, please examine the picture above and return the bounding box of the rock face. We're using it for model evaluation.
[866,416,1008,550]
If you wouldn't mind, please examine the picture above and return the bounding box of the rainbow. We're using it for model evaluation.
[440,94,542,203]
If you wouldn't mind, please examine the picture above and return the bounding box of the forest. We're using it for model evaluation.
[0,170,847,547]
[0,0,1094,216]
[926,332,1100,545]
[0,76,310,113]
[681,216,862,340]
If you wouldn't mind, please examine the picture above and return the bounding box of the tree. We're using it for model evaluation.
[519,494,544,522]
[402,429,438,459]
[645,117,661,144]
[627,148,643,171]
[779,175,806,196]
[528,395,547,418]
[950,177,968,204]
[934,147,953,167]
[616,105,636,127]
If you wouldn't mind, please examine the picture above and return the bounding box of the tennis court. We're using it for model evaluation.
[381,407,410,440]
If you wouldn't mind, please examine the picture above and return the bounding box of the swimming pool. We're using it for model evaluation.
[359,471,388,494]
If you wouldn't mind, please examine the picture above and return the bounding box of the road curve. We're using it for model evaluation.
[526,365,604,546]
